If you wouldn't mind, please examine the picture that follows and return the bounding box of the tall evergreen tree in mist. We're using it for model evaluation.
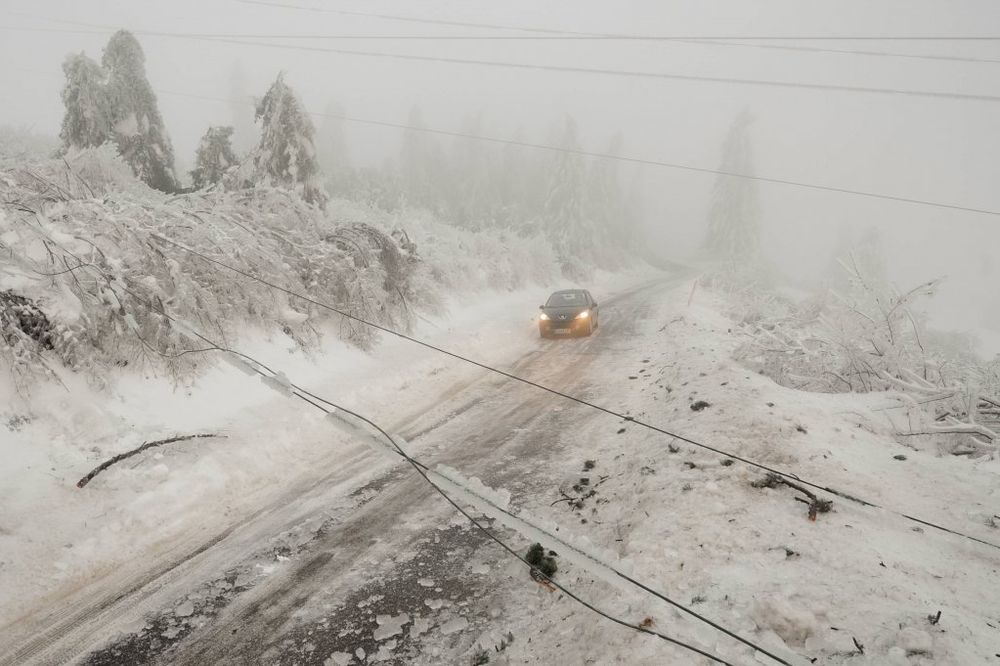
[399,106,447,213]
[190,126,237,189]
[59,52,112,150]
[102,30,178,192]
[316,100,353,196]
[703,110,760,260]
[251,73,326,206]
[587,132,628,251]
[543,116,590,266]
[450,113,500,229]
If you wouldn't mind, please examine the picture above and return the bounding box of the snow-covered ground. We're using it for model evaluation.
[471,281,999,665]
[2,270,998,666]
[0,267,654,637]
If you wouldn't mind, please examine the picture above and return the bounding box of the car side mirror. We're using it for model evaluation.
[539,304,544,309]
[592,301,599,308]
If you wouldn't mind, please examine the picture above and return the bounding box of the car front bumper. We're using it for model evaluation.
[540,317,584,334]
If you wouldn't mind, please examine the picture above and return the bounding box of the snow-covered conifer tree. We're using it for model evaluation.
[190,126,237,189]
[703,110,761,260]
[450,112,500,229]
[59,53,112,151]
[543,116,590,266]
[316,100,355,196]
[586,132,628,257]
[400,105,447,213]
[102,30,178,192]
[251,73,326,206]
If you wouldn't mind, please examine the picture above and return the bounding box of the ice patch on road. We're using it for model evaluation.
[411,615,431,637]
[174,600,194,618]
[373,613,409,641]
[323,652,352,666]
[439,615,468,635]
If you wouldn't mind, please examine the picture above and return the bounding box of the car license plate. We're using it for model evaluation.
[554,328,571,334]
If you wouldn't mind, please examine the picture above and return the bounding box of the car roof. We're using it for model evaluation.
[550,289,586,295]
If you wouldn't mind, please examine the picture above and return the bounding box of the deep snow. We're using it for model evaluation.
[2,271,998,665]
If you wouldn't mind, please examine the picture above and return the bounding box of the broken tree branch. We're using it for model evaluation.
[76,433,225,488]
[752,472,833,520]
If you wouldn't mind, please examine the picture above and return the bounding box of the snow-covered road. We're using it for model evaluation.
[2,272,690,665]
[4,268,998,666]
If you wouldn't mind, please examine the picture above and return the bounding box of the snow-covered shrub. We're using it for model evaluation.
[732,253,998,455]
[0,126,58,167]
[391,207,559,294]
[65,144,152,197]
[0,289,80,393]
[0,157,419,385]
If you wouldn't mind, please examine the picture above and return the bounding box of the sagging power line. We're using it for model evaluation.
[157,87,1000,218]
[146,231,1000,555]
[4,24,1000,66]
[9,13,1000,102]
[123,32,1000,104]
[6,61,998,219]
[233,0,1000,41]
[18,228,779,666]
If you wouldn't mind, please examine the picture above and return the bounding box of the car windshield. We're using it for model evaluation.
[545,291,587,307]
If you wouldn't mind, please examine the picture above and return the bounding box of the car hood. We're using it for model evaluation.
[541,305,589,319]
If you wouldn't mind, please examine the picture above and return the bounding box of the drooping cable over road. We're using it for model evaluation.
[148,232,1000,554]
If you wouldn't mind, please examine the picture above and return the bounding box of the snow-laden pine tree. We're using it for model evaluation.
[542,116,590,269]
[190,126,237,190]
[496,127,545,230]
[251,73,326,206]
[703,110,760,260]
[449,112,500,229]
[586,132,628,261]
[59,52,112,151]
[101,30,178,192]
[400,106,449,213]
[316,100,354,197]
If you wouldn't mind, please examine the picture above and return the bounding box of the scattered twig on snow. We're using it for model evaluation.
[76,433,225,488]
[928,610,942,625]
[751,472,833,521]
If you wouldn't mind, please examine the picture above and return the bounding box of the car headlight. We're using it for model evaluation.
[539,312,550,321]
[575,310,590,319]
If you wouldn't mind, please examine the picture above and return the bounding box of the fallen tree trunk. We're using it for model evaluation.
[76,433,225,488]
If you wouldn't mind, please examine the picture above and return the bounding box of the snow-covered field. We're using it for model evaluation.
[471,281,999,665]
[2,270,997,665]
[0,267,652,636]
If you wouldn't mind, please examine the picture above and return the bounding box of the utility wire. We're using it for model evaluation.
[147,232,1000,554]
[127,33,1000,104]
[8,13,1000,102]
[23,231,749,666]
[233,0,1000,42]
[155,88,1000,218]
[155,322,744,666]
[6,63,998,218]
[3,24,999,65]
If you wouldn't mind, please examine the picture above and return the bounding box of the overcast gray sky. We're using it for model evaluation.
[2,0,999,352]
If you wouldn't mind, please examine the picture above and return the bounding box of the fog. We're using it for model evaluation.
[3,0,999,353]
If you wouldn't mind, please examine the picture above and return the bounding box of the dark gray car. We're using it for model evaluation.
[538,289,599,338]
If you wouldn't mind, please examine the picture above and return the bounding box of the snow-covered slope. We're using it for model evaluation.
[468,281,999,665]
